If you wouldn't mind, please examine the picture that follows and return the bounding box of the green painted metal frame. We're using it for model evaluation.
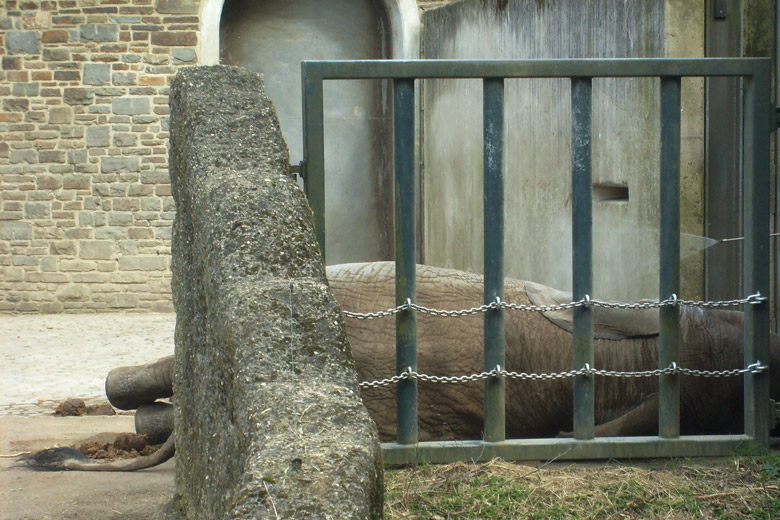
[301,58,772,464]
[483,77,506,443]
[571,77,595,441]
[394,78,418,445]
[659,77,682,439]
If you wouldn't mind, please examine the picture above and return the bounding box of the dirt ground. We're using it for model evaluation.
[0,313,177,520]
[0,416,175,520]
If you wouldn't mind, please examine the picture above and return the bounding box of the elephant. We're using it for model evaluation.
[24,262,780,471]
[333,262,780,441]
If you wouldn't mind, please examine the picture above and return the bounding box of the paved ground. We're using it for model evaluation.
[0,313,178,520]
[1,313,175,416]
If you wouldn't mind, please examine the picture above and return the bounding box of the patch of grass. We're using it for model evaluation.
[759,456,780,480]
[385,453,780,519]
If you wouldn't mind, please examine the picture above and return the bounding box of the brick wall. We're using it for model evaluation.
[0,0,453,313]
[0,0,199,313]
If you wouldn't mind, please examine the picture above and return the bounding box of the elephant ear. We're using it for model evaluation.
[525,281,660,340]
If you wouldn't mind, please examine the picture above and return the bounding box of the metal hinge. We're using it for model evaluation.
[775,107,780,130]
[772,399,780,428]
[289,160,306,182]
[713,0,727,19]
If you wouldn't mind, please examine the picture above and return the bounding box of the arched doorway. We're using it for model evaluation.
[208,0,418,264]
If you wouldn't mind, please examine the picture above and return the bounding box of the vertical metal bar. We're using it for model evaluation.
[775,3,780,335]
[301,65,326,258]
[483,78,505,443]
[394,78,418,445]
[659,76,682,439]
[571,77,594,440]
[743,65,771,447]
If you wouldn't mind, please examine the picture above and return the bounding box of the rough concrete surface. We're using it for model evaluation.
[169,65,382,519]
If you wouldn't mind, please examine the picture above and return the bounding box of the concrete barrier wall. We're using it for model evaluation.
[169,65,382,519]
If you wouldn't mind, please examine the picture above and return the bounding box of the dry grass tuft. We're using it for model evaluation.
[385,453,780,519]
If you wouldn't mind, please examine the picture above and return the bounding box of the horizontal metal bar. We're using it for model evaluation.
[302,58,770,81]
[381,435,755,465]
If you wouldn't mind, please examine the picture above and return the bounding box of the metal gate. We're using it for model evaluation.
[300,58,773,463]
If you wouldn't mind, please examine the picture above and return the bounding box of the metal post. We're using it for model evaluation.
[743,64,771,447]
[775,2,780,335]
[394,78,418,445]
[659,76,682,439]
[301,65,326,258]
[483,78,505,443]
[571,77,594,440]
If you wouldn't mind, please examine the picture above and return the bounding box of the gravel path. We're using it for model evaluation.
[0,313,176,416]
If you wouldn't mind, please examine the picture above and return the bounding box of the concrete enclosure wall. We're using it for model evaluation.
[421,0,705,301]
[169,65,382,519]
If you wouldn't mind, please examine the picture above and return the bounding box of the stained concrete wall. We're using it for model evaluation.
[220,0,394,265]
[664,0,705,302]
[421,0,706,301]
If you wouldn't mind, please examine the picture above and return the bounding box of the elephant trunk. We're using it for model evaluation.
[105,355,174,410]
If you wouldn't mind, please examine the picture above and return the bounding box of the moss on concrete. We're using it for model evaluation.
[169,65,383,520]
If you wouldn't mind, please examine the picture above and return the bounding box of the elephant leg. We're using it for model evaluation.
[105,355,174,410]
[593,394,659,437]
[135,402,174,445]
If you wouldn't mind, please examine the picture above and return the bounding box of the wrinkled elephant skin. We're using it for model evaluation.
[327,262,780,442]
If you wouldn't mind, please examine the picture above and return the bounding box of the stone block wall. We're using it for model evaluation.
[0,0,434,314]
[0,0,198,313]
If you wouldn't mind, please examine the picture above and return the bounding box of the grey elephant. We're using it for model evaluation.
[26,262,780,471]
[334,262,779,441]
